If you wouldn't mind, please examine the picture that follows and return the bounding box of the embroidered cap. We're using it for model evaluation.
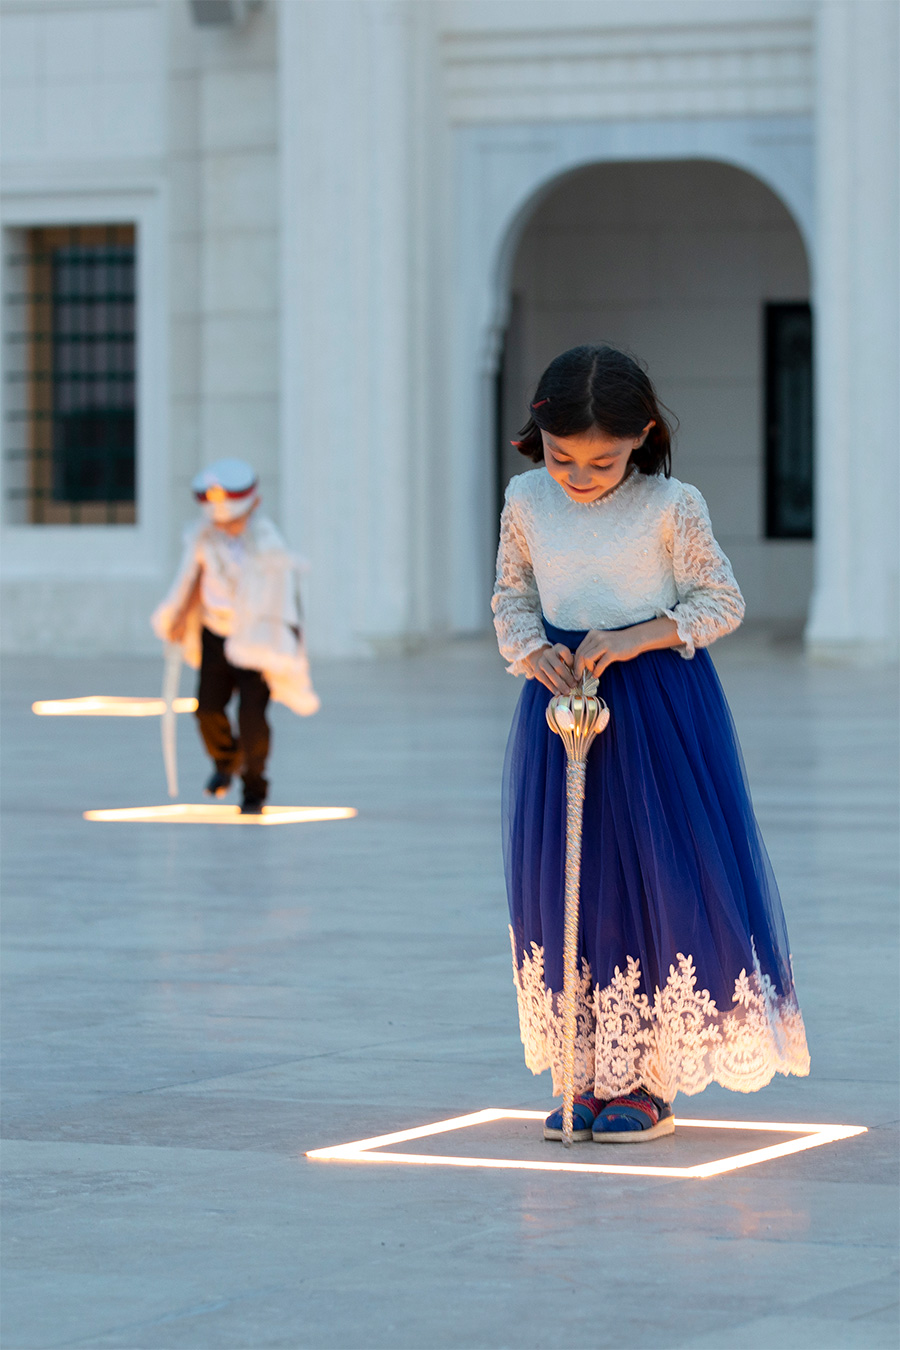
[192,458,259,523]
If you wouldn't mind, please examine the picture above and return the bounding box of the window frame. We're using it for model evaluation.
[0,185,168,578]
[9,225,138,523]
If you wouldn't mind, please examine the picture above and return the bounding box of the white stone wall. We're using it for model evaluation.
[278,0,432,656]
[806,0,900,659]
[0,0,168,653]
[438,2,819,642]
[0,0,164,161]
[165,0,280,551]
[1,0,896,661]
[0,0,281,653]
[500,158,812,626]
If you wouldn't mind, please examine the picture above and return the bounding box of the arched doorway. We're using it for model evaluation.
[495,159,813,630]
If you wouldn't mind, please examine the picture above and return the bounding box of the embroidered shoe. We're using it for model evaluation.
[205,771,233,798]
[592,1086,674,1143]
[543,1094,608,1142]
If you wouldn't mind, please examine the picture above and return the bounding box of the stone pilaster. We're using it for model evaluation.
[278,0,418,656]
[806,0,900,659]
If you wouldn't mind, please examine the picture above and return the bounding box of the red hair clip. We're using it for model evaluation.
[510,439,523,447]
[532,398,549,409]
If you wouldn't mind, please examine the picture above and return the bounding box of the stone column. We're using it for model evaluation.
[278,0,417,656]
[806,0,900,659]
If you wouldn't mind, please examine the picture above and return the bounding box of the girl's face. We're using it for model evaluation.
[541,423,654,504]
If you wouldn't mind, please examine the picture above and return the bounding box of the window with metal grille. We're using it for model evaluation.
[764,302,813,540]
[3,224,136,524]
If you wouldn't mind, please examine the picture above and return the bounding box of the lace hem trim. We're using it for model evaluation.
[509,928,810,1101]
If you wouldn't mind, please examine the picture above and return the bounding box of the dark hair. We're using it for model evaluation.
[512,345,675,476]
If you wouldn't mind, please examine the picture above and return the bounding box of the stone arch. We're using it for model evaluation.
[495,158,813,629]
[445,116,814,631]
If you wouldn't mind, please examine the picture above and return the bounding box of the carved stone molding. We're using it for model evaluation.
[441,20,814,124]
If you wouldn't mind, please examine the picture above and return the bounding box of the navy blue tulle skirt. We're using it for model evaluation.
[503,622,809,1102]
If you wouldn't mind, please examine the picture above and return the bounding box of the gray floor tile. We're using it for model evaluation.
[1,636,898,1348]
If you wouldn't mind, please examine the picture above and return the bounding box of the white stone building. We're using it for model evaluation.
[1,0,897,660]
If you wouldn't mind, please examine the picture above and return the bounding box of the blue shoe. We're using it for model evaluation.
[592,1087,674,1144]
[544,1093,607,1142]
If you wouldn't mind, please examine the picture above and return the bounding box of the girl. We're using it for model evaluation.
[493,345,809,1143]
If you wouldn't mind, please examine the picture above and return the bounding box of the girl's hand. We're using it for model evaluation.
[522,643,576,694]
[574,629,638,679]
[574,618,681,678]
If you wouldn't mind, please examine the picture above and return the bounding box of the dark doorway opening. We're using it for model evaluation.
[764,302,814,539]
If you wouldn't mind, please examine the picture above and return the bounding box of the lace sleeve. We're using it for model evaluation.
[661,485,745,659]
[492,489,548,676]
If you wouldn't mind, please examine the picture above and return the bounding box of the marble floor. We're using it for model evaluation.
[2,633,898,1349]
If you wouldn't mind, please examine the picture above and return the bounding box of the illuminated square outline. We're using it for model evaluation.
[83,804,357,826]
[306,1108,866,1178]
[33,696,197,717]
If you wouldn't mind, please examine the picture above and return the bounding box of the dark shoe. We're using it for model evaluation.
[240,797,265,815]
[205,771,233,798]
[543,1093,608,1142]
[592,1086,674,1143]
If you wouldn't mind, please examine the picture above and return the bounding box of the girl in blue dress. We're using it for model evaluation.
[493,345,810,1143]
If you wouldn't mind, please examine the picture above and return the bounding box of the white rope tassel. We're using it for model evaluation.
[561,759,587,1144]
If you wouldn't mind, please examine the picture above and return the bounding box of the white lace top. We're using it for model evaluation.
[492,468,744,674]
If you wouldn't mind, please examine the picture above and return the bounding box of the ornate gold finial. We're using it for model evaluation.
[545,672,609,763]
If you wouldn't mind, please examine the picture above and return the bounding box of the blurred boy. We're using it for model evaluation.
[152,459,318,813]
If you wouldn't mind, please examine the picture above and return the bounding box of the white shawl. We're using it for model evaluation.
[151,515,319,716]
